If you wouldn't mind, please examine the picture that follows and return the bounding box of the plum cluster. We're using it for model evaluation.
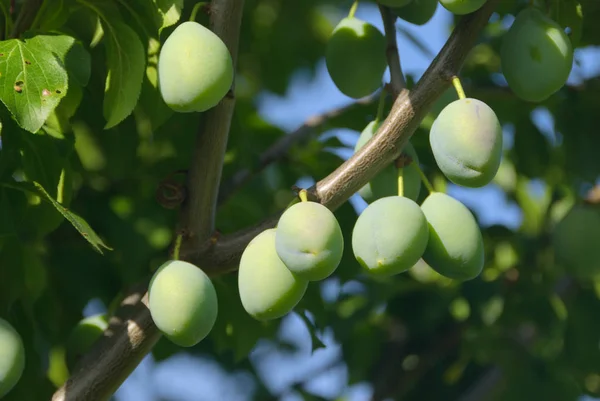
[238,200,344,320]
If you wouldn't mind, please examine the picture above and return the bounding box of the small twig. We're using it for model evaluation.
[379,5,406,96]
[217,91,382,205]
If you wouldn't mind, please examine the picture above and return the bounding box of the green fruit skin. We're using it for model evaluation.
[0,318,25,398]
[325,17,387,99]
[149,260,218,347]
[553,204,600,279]
[500,8,573,102]
[378,0,413,7]
[355,121,421,202]
[238,229,308,320]
[65,314,108,372]
[430,98,503,188]
[393,0,438,25]
[439,0,487,15]
[352,196,429,276]
[420,193,484,280]
[158,21,234,113]
[275,202,344,281]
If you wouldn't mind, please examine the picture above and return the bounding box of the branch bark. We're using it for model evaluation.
[182,0,501,272]
[51,1,245,399]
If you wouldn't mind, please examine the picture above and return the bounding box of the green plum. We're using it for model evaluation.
[158,21,234,112]
[149,260,218,347]
[352,196,429,276]
[500,8,573,102]
[439,0,487,15]
[0,318,25,398]
[420,192,484,280]
[325,17,387,99]
[238,229,308,320]
[65,314,108,372]
[553,204,600,279]
[275,202,344,281]
[393,0,438,25]
[429,98,503,188]
[355,120,421,202]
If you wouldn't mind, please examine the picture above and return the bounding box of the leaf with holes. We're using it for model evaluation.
[1,180,112,254]
[0,35,78,133]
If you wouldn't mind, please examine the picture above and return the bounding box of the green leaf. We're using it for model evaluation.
[156,0,183,32]
[1,180,112,254]
[101,20,146,129]
[0,189,16,237]
[0,35,72,133]
[295,309,327,353]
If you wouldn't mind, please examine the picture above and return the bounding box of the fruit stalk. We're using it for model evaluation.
[379,4,406,95]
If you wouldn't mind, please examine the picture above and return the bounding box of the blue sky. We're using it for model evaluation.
[81,2,600,400]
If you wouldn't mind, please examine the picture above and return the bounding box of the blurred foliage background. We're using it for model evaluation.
[1,0,600,400]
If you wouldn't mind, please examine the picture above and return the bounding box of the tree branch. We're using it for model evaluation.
[217,91,382,206]
[51,1,246,399]
[10,0,41,38]
[182,0,501,272]
[379,5,406,96]
[178,0,245,248]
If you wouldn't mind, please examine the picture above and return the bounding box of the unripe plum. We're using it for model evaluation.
[149,260,218,347]
[238,229,309,320]
[430,98,503,188]
[393,0,438,25]
[352,196,429,276]
[420,192,484,280]
[553,204,600,279]
[275,202,344,281]
[355,121,421,202]
[325,17,387,99]
[500,8,573,102]
[65,314,108,371]
[158,21,234,112]
[0,318,25,398]
[439,0,487,15]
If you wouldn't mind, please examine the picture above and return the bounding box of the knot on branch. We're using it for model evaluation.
[156,170,187,209]
[395,153,414,169]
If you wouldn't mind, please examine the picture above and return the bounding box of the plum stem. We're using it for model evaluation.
[189,2,208,22]
[451,75,466,99]
[348,0,359,18]
[413,164,435,195]
[397,168,404,197]
[173,234,183,260]
[299,189,309,203]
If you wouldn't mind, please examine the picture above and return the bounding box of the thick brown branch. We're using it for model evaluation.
[51,1,246,399]
[217,91,382,206]
[379,5,405,96]
[183,0,501,271]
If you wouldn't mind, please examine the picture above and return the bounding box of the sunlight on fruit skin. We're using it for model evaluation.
[158,21,234,113]
[238,229,308,320]
[553,204,600,279]
[275,202,344,281]
[355,121,421,202]
[65,314,108,372]
[439,0,487,15]
[0,318,25,398]
[325,17,387,99]
[378,0,413,7]
[149,260,218,347]
[392,0,438,26]
[430,98,503,188]
[500,8,573,102]
[352,196,429,276]
[421,193,484,280]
